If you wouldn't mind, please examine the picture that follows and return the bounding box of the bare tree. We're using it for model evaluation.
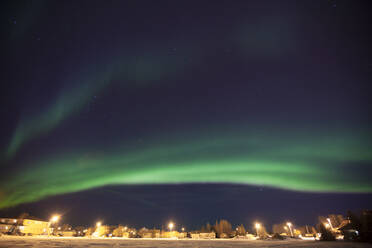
[236,224,246,236]
[214,219,232,238]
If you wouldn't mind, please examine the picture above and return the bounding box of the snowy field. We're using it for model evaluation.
[0,236,371,248]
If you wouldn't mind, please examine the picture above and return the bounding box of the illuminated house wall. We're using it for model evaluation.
[0,218,49,235]
[0,218,20,233]
[22,219,49,235]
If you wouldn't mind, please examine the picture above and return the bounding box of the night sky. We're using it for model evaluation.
[1,0,372,230]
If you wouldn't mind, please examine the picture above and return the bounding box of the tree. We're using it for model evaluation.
[297,225,316,236]
[319,223,335,241]
[272,223,287,235]
[236,224,246,236]
[318,214,345,230]
[206,223,212,232]
[272,222,294,236]
[328,214,344,228]
[200,222,212,233]
[86,227,95,236]
[214,219,232,238]
[112,225,126,237]
[61,224,72,231]
[257,224,269,238]
[138,227,150,238]
[18,213,30,219]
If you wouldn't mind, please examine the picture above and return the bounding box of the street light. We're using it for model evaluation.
[48,215,60,236]
[255,223,261,237]
[50,215,60,223]
[287,222,293,237]
[93,222,102,238]
[168,222,174,231]
[181,227,185,232]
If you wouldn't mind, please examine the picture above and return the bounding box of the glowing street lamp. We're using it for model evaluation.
[255,223,261,237]
[181,227,185,232]
[168,222,174,231]
[50,215,60,223]
[48,215,60,236]
[92,222,103,238]
[287,222,293,237]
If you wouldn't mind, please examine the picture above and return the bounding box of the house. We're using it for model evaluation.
[177,232,187,239]
[190,233,200,239]
[161,231,179,238]
[0,217,49,235]
[191,232,216,239]
[200,232,216,239]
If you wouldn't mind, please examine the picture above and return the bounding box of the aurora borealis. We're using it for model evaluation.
[5,68,114,158]
[1,0,371,226]
[1,126,371,209]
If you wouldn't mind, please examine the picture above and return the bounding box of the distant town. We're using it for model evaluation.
[1,210,371,243]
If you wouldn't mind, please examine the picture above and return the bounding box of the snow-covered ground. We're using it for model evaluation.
[0,236,371,248]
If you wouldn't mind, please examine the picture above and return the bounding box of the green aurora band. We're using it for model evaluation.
[1,128,371,209]
[5,46,199,159]
[5,69,114,158]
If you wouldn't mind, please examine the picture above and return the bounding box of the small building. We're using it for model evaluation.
[141,232,153,238]
[0,224,11,233]
[0,218,49,235]
[138,228,161,238]
[153,230,161,238]
[191,232,216,239]
[191,233,200,239]
[22,219,49,235]
[177,232,187,239]
[161,231,179,238]
[200,232,216,239]
[0,218,20,234]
